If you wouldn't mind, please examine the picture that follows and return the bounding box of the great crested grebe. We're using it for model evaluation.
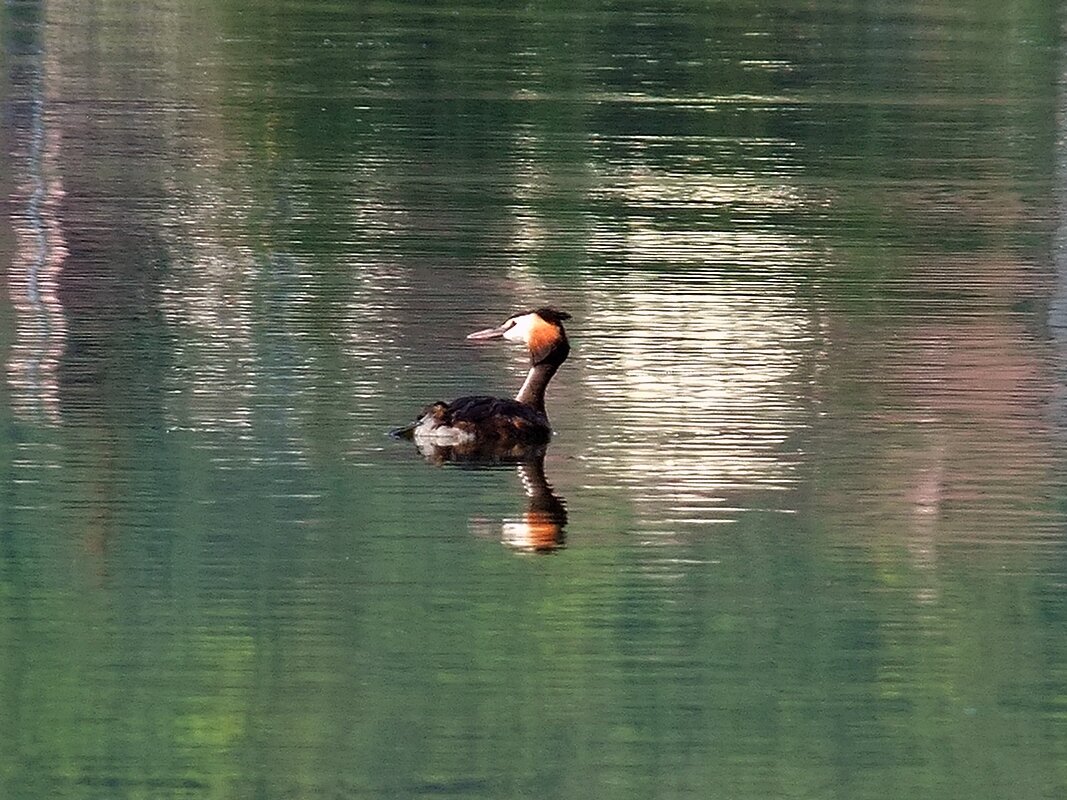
[392,307,571,447]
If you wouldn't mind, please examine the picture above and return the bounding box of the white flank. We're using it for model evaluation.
[413,418,475,446]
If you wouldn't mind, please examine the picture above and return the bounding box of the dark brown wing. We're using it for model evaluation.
[443,395,551,442]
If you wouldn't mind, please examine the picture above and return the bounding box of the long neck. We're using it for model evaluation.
[515,362,559,413]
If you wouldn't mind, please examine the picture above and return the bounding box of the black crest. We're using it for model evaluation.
[530,307,571,324]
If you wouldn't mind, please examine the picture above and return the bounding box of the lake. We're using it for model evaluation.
[2,1,1066,797]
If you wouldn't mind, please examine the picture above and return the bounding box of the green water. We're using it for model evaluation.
[1,0,1066,797]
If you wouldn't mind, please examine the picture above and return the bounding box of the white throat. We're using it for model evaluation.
[515,368,538,402]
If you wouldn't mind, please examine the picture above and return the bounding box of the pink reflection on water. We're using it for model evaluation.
[7,84,68,424]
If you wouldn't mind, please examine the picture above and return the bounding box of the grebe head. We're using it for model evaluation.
[466,307,571,366]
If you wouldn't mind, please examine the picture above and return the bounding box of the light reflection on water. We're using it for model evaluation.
[580,278,813,512]
[2,0,1067,798]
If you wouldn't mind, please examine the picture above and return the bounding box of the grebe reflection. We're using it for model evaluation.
[401,438,567,553]
[502,453,567,553]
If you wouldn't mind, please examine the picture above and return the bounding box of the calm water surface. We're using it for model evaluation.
[2,1,1066,798]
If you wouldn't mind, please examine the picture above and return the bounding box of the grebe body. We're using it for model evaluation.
[393,307,571,448]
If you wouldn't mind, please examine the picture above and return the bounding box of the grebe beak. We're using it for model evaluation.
[466,324,508,340]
